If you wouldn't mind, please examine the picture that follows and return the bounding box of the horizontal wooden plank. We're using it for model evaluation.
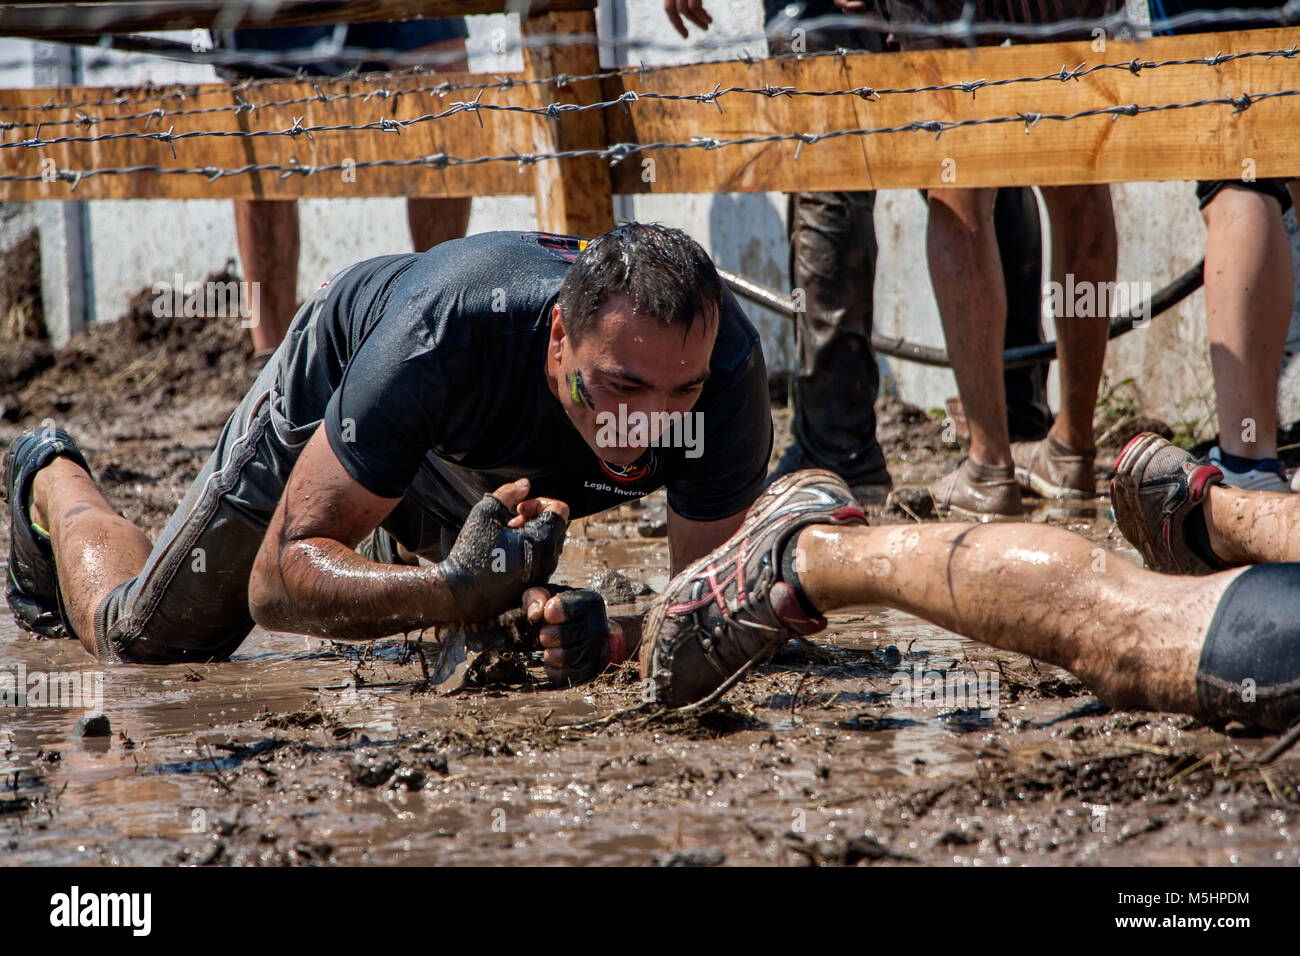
[0,26,1296,199]
[0,0,593,39]
[604,25,1300,193]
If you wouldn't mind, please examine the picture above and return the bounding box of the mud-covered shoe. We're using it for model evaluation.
[1011,434,1096,499]
[640,469,867,707]
[3,426,91,637]
[1110,432,1233,575]
[928,458,1022,521]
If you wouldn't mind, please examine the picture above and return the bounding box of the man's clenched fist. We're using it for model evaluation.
[437,479,568,622]
[523,585,623,685]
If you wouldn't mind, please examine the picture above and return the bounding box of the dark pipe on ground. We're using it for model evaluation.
[719,260,1205,370]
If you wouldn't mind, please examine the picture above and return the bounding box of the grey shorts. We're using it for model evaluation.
[90,287,456,664]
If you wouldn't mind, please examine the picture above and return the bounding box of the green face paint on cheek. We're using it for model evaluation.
[568,369,595,409]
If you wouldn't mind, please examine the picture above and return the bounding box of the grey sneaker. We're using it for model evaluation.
[640,469,867,708]
[928,458,1022,521]
[3,426,91,637]
[1110,432,1233,575]
[1011,434,1096,499]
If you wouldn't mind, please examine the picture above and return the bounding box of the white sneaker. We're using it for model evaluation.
[1206,446,1292,494]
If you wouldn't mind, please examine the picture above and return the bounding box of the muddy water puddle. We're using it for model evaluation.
[3,493,1297,866]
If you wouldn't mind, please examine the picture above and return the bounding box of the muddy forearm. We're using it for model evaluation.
[250,538,458,640]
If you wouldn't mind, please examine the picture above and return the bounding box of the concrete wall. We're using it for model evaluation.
[2,2,1298,435]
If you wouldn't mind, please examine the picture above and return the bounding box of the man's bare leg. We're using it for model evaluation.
[1205,483,1300,565]
[1202,186,1293,462]
[792,521,1242,717]
[1039,184,1116,453]
[927,187,1010,467]
[233,198,299,353]
[29,457,151,656]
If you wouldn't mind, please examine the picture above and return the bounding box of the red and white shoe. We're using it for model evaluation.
[1110,432,1234,575]
[639,469,867,707]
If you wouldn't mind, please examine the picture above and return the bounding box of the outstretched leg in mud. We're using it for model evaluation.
[790,521,1240,719]
[788,509,1300,731]
[642,465,1300,730]
[31,456,152,656]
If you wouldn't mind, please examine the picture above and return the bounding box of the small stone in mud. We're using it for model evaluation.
[410,744,450,775]
[423,753,449,776]
[73,713,111,738]
[636,517,668,538]
[390,766,426,791]
[851,831,893,858]
[654,848,724,867]
[883,486,937,522]
[587,567,654,604]
[933,822,982,848]
[348,750,399,787]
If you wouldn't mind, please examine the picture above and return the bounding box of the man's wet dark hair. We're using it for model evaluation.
[556,222,723,342]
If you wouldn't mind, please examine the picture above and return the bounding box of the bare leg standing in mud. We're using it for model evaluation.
[642,434,1300,733]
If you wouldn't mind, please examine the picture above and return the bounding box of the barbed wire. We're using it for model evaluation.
[1,3,1297,114]
[4,29,1299,134]
[2,43,1298,149]
[3,86,1295,190]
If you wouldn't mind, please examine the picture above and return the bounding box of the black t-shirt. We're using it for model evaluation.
[308,231,772,531]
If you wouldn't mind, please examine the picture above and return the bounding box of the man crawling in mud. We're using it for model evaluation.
[4,223,771,680]
[8,223,1300,738]
[640,439,1300,734]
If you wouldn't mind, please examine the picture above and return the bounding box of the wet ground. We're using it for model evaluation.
[2,310,1299,867]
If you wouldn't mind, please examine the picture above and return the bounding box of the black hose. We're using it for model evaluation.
[719,259,1205,370]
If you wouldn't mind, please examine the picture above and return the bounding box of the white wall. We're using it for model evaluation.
[3,2,1298,434]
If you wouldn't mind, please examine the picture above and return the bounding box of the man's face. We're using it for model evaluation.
[547,297,717,466]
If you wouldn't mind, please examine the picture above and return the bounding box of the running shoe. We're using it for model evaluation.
[1206,446,1291,495]
[1011,434,1096,499]
[3,426,90,637]
[928,457,1022,520]
[640,469,867,707]
[1110,432,1234,575]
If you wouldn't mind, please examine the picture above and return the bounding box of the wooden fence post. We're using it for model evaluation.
[521,4,615,238]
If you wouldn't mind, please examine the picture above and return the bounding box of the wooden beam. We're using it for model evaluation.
[0,27,1297,200]
[603,25,1300,193]
[0,0,595,39]
[521,7,613,235]
[0,69,541,198]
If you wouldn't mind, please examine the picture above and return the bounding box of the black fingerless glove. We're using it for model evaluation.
[438,494,567,622]
[542,585,612,685]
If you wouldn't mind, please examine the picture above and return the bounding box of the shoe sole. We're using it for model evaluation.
[932,498,1024,523]
[644,469,864,698]
[1014,466,1094,501]
[1109,433,1168,568]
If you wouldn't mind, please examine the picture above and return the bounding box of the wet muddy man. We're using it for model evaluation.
[6,226,1300,738]
[4,224,771,682]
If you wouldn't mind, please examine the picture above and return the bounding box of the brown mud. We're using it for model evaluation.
[2,306,1298,867]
